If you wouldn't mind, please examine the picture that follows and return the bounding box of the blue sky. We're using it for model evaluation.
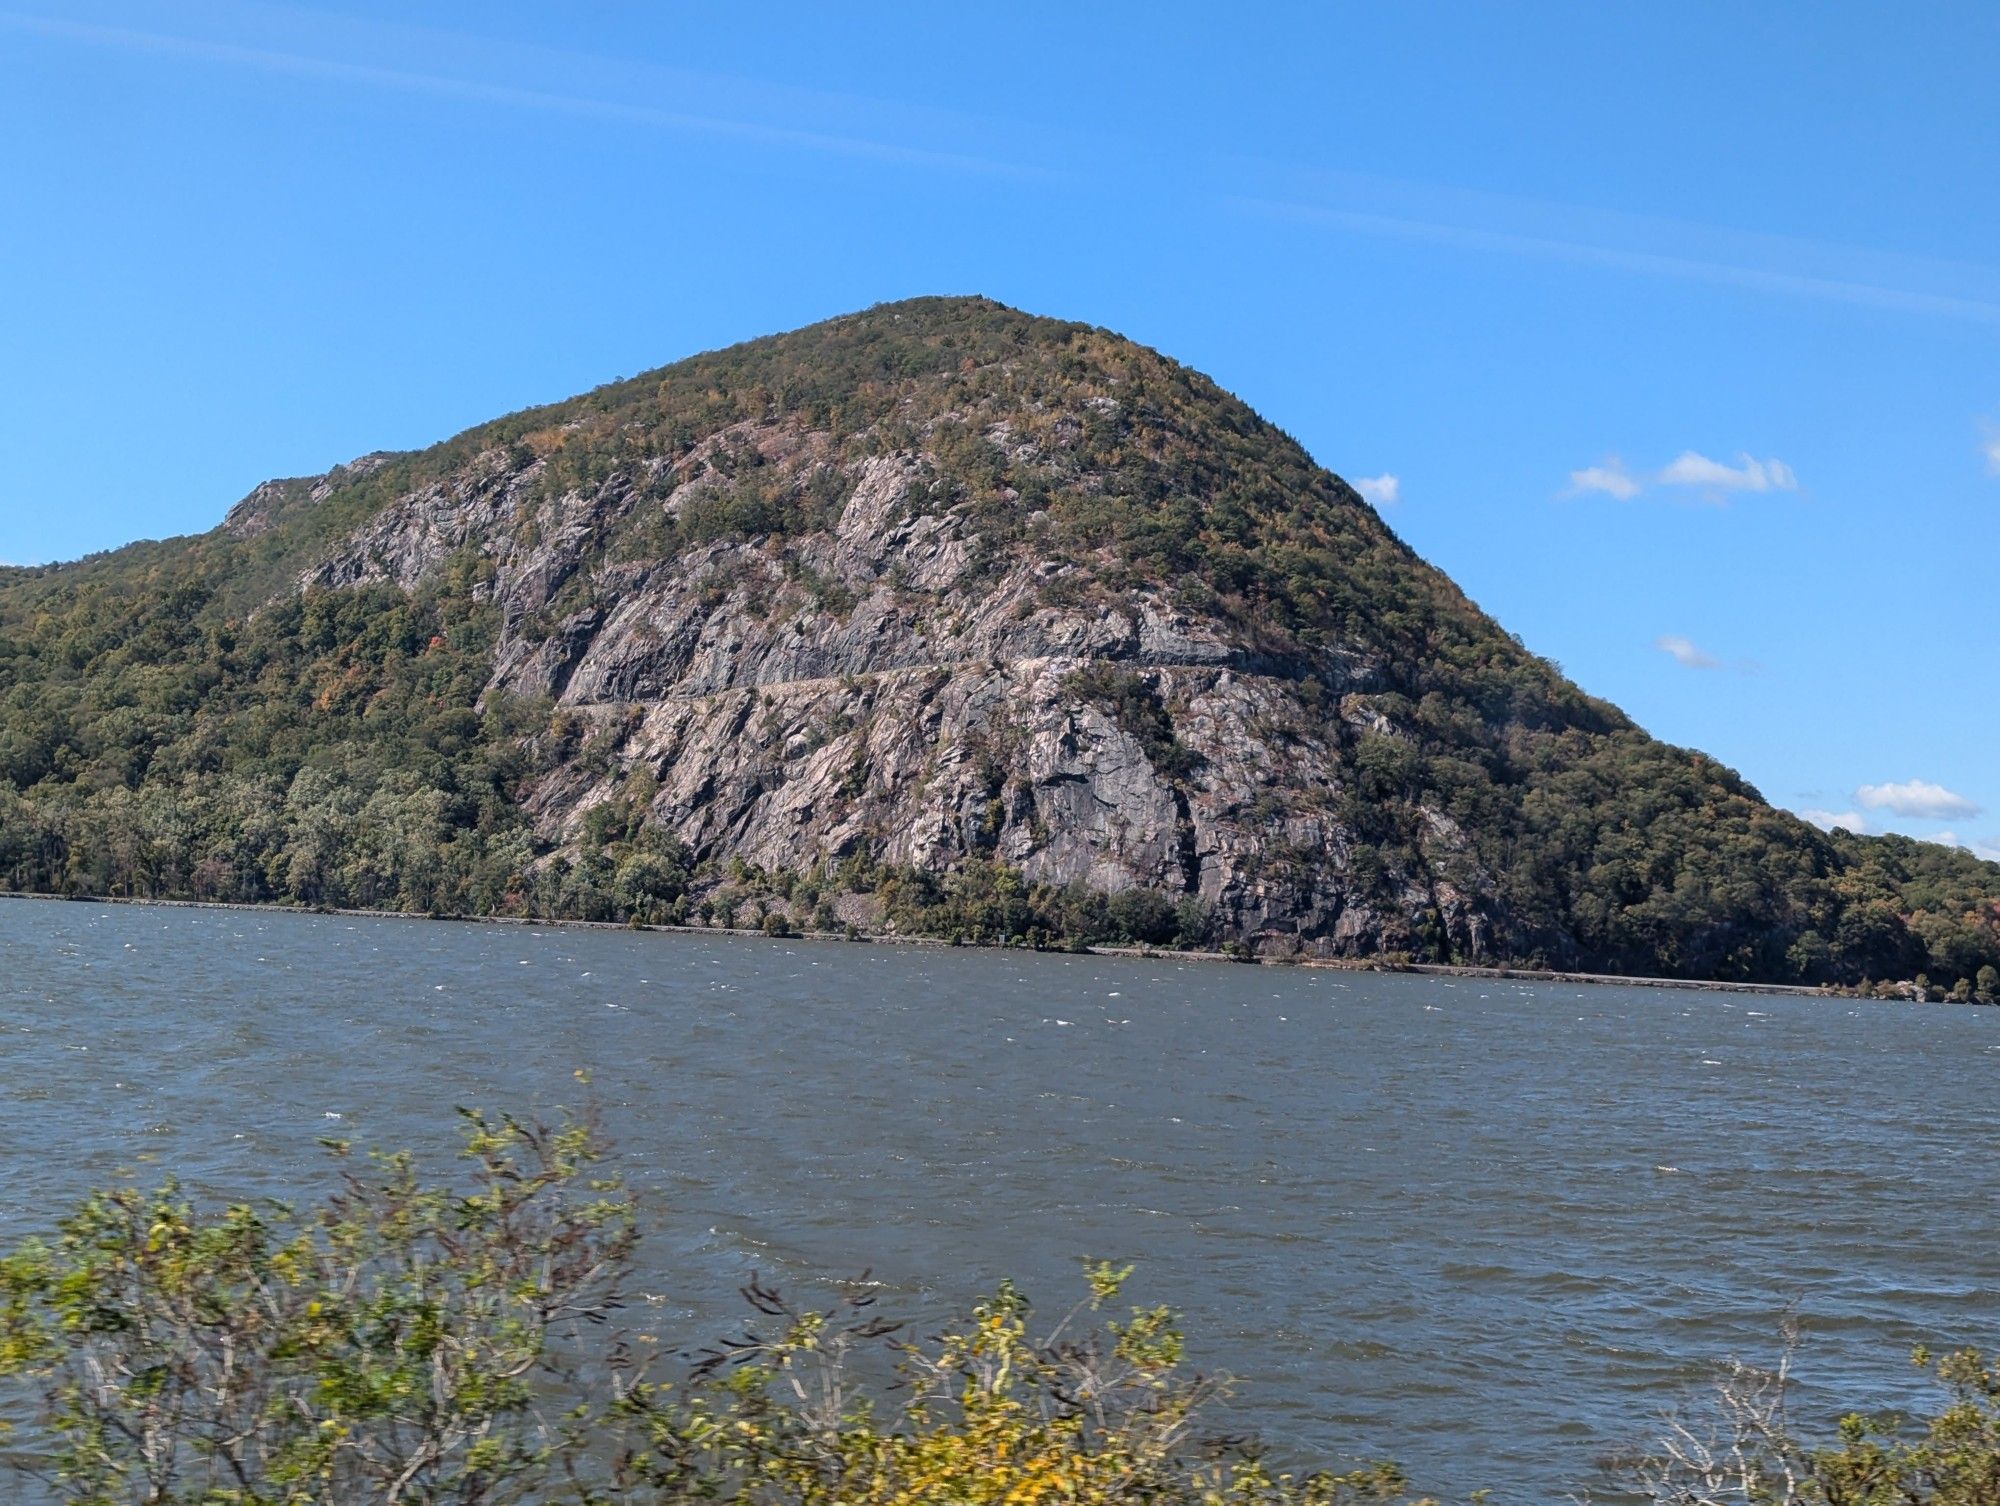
[4,2,1996,855]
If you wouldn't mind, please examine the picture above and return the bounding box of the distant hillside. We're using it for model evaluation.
[1,296,1995,988]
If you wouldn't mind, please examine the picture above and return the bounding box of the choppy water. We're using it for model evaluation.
[2,898,1995,1502]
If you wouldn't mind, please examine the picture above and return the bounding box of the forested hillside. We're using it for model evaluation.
[1,296,1995,989]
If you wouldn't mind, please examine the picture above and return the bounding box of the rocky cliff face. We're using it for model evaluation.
[261,305,1512,959]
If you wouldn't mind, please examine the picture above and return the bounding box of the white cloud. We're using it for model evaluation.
[1799,808,1867,835]
[1657,451,1798,493]
[1565,457,1642,500]
[1655,634,1720,669]
[1351,473,1400,507]
[1982,422,2000,476]
[1855,779,1982,821]
[1563,450,1799,501]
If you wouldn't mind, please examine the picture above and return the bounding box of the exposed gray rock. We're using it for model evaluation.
[292,411,1486,961]
[224,453,392,538]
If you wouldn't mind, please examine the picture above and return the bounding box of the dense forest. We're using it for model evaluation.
[1,296,1995,991]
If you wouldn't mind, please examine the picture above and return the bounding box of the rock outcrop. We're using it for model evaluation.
[271,348,1498,958]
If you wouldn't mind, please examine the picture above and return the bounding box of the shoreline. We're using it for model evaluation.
[0,887,1841,998]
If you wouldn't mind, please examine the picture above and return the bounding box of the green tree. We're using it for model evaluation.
[612,851,686,917]
[1785,929,1833,983]
[1107,886,1179,946]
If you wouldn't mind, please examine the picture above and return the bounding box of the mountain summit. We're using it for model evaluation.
[2,297,1994,986]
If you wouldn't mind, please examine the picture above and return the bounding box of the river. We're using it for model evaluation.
[2,898,1994,1501]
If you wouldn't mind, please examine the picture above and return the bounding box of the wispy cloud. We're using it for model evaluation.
[1230,189,2000,329]
[1350,473,1399,507]
[1855,779,1981,821]
[12,4,2000,331]
[1982,418,2000,476]
[1800,808,1867,835]
[1565,458,1641,500]
[1655,634,1720,670]
[1657,451,1798,494]
[0,7,1040,178]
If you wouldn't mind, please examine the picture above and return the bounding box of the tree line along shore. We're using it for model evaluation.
[5,886,1992,1004]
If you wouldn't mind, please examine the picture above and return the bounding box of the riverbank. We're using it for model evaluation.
[0,887,1841,998]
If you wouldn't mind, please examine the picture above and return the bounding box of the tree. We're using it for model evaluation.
[1107,886,1179,946]
[1978,964,1999,1004]
[612,851,686,917]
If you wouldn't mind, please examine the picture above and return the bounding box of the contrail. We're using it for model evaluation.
[1230,196,2000,328]
[0,9,1041,178]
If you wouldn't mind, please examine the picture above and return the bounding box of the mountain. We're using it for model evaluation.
[1,296,1995,988]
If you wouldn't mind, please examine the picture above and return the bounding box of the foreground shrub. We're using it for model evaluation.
[0,1108,635,1505]
[1622,1319,2000,1505]
[0,1109,1433,1505]
[10,1106,1994,1504]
